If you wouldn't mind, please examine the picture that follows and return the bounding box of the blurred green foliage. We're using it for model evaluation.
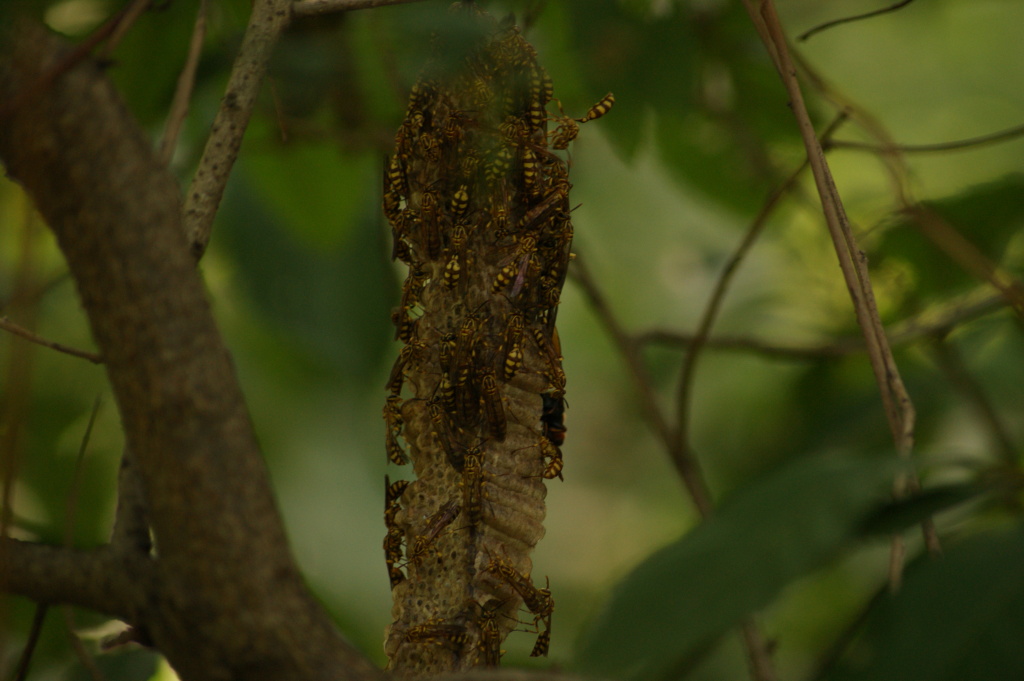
[2,0,1024,679]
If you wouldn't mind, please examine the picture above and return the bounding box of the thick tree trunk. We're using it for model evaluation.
[0,20,378,681]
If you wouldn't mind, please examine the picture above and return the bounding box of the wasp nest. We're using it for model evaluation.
[380,4,611,674]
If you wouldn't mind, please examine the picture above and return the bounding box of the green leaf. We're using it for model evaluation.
[831,523,1024,681]
[573,454,902,681]
[562,0,802,211]
[857,482,990,537]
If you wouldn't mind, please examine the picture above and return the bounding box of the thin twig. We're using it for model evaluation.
[798,0,917,42]
[63,398,101,546]
[799,62,948,565]
[59,398,107,681]
[63,606,107,681]
[641,289,1008,360]
[183,0,294,259]
[826,122,1024,154]
[0,316,103,364]
[11,605,50,681]
[741,0,925,583]
[1,200,40,540]
[158,0,207,166]
[670,153,816,519]
[569,256,675,473]
[97,0,152,60]
[292,0,429,18]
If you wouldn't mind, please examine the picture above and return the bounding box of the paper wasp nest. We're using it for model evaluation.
[381,4,610,674]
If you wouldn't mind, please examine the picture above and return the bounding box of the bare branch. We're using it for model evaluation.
[570,257,676,465]
[10,605,49,681]
[0,316,103,363]
[0,539,153,619]
[826,121,1024,155]
[741,0,930,582]
[63,605,108,681]
[158,0,207,166]
[183,0,292,259]
[798,0,917,42]
[292,0,429,18]
[641,290,1009,360]
[670,160,809,518]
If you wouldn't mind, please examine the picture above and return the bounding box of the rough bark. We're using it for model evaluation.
[0,20,378,681]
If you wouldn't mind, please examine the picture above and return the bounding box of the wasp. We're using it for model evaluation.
[386,340,427,396]
[487,558,554,615]
[486,558,554,656]
[418,131,441,162]
[443,253,462,289]
[539,66,554,106]
[385,475,409,523]
[500,313,525,381]
[407,80,435,115]
[515,181,570,232]
[452,313,479,382]
[391,209,419,262]
[449,185,470,219]
[490,181,511,236]
[399,263,428,316]
[383,395,409,465]
[404,619,469,651]
[492,234,538,295]
[384,526,405,588]
[540,394,567,447]
[459,152,481,182]
[550,117,579,150]
[527,71,547,131]
[500,115,530,145]
[521,147,539,190]
[429,400,464,471]
[530,328,566,398]
[419,189,442,260]
[479,369,507,441]
[538,436,564,481]
[468,75,493,109]
[405,499,461,565]
[385,154,407,200]
[531,629,550,658]
[383,476,409,587]
[461,447,485,528]
[477,605,504,666]
[391,307,419,344]
[485,146,514,184]
[579,92,614,123]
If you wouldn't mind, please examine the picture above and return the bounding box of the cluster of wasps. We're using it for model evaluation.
[380,4,610,674]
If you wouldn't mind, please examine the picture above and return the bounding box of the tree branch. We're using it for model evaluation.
[183,0,292,258]
[0,316,102,363]
[292,0,429,17]
[0,539,152,620]
[0,20,378,681]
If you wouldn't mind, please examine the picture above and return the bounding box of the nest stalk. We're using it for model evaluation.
[381,5,610,673]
